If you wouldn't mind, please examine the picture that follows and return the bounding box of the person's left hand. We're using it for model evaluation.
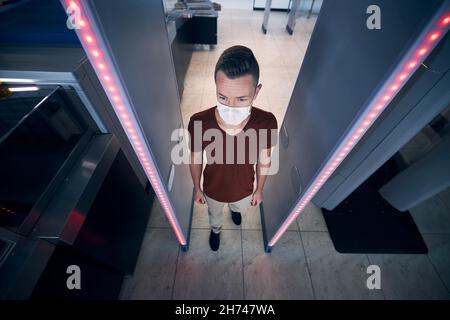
[251,189,263,206]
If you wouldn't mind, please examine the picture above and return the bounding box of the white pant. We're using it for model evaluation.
[204,193,253,233]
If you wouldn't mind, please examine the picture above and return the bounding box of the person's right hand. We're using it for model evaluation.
[194,188,206,204]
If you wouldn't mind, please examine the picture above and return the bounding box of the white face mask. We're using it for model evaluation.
[217,101,252,125]
[217,102,251,125]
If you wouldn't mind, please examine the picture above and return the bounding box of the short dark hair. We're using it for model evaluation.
[214,45,260,87]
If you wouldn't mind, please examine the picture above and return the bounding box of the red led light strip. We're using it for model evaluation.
[62,0,187,246]
[268,9,450,248]
[0,207,16,214]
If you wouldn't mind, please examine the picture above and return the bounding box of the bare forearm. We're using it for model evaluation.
[256,147,272,192]
[189,151,203,190]
[256,164,268,192]
[190,163,202,190]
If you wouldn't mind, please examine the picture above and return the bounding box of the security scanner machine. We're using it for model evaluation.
[0,0,449,299]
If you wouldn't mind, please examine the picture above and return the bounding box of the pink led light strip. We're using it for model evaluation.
[268,8,450,248]
[62,0,187,245]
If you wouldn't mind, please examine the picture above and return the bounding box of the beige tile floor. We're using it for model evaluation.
[120,4,450,300]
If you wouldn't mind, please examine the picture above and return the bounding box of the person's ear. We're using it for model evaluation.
[254,83,262,98]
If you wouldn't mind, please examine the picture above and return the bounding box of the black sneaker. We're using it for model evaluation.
[209,230,220,251]
[231,211,241,225]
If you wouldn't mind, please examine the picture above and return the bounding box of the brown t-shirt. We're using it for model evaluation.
[188,106,278,202]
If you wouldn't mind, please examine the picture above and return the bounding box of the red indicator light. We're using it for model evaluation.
[85,35,94,43]
[417,47,429,56]
[429,31,441,42]
[69,1,78,9]
[407,61,418,69]
[441,15,450,26]
[398,73,408,81]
